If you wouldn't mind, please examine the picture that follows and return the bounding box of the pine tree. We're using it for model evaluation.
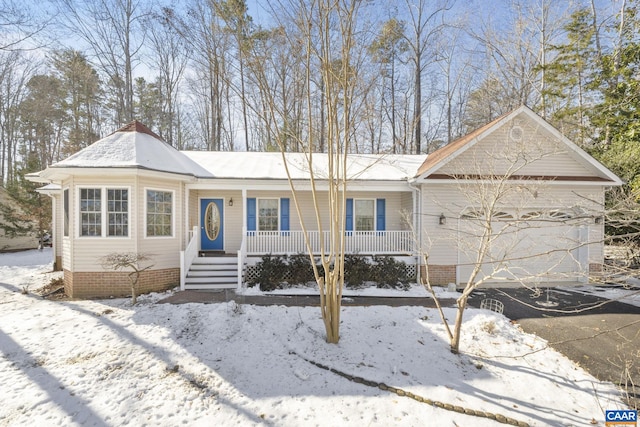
[542,8,597,146]
[1,151,51,247]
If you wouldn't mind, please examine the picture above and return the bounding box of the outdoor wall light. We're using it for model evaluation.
[229,198,233,207]
[595,216,602,224]
[439,213,446,225]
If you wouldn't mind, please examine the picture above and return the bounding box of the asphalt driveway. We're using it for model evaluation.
[468,286,640,409]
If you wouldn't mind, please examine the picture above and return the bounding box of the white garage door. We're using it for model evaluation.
[457,209,586,286]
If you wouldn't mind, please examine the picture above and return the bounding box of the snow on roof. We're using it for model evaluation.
[46,121,426,181]
[181,151,428,181]
[49,121,213,178]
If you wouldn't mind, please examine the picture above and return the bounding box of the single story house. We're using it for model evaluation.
[29,105,622,298]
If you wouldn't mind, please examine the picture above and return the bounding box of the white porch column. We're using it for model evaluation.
[242,188,247,232]
[184,186,190,248]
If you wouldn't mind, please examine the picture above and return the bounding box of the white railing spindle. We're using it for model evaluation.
[246,230,413,255]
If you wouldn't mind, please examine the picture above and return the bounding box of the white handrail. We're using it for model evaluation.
[245,230,413,255]
[180,226,199,290]
[237,226,247,289]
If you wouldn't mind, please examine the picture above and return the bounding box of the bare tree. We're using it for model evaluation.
[369,18,408,153]
[0,0,50,51]
[248,0,365,343]
[56,0,147,125]
[144,10,190,147]
[403,0,452,154]
[170,0,234,150]
[101,252,154,305]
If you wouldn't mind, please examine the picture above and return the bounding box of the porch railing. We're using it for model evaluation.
[245,230,413,255]
[180,226,199,290]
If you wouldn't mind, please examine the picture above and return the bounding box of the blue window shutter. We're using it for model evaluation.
[346,198,353,231]
[247,198,256,232]
[280,198,290,232]
[376,199,386,231]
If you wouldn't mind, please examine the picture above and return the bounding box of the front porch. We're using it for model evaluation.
[180,227,416,290]
[180,185,418,290]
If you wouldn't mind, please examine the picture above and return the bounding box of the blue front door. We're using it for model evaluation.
[200,198,224,251]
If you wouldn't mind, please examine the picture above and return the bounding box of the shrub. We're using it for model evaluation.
[343,254,371,288]
[372,256,410,290]
[287,254,316,285]
[248,254,411,291]
[248,255,287,291]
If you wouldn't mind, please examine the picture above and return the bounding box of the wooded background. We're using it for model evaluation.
[1,0,638,196]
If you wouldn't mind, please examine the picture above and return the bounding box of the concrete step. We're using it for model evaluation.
[189,264,237,272]
[185,275,238,283]
[192,256,238,265]
[184,283,237,290]
[187,271,238,279]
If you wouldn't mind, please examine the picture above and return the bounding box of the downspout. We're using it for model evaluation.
[408,179,422,284]
[44,192,57,270]
[237,188,248,290]
[134,175,139,257]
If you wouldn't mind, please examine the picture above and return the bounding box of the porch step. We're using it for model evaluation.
[184,256,239,290]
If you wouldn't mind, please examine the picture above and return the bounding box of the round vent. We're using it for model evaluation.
[510,126,524,141]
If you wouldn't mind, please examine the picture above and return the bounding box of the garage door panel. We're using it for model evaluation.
[458,211,583,285]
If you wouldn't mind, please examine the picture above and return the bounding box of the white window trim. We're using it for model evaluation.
[354,198,376,232]
[144,187,175,239]
[257,197,280,232]
[76,186,132,239]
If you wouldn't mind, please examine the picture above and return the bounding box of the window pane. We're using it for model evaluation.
[107,189,128,237]
[147,190,172,236]
[258,199,279,231]
[354,200,374,231]
[80,189,101,236]
[63,189,69,237]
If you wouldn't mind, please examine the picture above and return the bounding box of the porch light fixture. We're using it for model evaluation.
[228,198,233,207]
[439,213,446,225]
[595,216,602,224]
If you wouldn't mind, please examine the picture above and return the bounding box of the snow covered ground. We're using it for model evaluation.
[566,278,640,308]
[0,249,629,426]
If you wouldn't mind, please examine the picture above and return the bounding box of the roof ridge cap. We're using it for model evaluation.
[110,120,164,141]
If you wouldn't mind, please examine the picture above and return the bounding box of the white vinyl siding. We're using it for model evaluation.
[420,182,605,281]
[137,179,183,270]
[245,191,406,233]
[439,118,595,178]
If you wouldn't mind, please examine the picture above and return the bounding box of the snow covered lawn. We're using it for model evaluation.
[0,250,627,426]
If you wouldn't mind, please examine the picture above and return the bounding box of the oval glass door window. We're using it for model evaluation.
[205,202,220,241]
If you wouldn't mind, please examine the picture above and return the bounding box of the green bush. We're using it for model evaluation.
[287,254,315,285]
[248,255,287,291]
[372,256,410,290]
[248,254,411,291]
[343,254,371,288]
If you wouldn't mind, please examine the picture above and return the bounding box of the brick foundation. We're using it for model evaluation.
[63,268,179,299]
[421,264,456,286]
[588,263,604,282]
